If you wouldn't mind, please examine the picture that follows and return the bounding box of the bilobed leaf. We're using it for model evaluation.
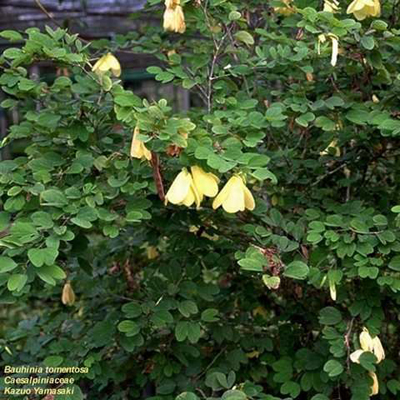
[319,307,342,325]
[40,189,68,207]
[234,31,254,45]
[389,256,400,271]
[323,359,343,377]
[44,355,64,367]
[7,274,28,292]
[0,257,18,273]
[284,261,309,280]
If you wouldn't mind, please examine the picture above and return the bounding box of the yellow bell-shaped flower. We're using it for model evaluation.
[163,0,186,33]
[61,282,76,306]
[318,33,339,67]
[191,166,219,198]
[346,0,380,20]
[350,327,385,364]
[130,127,152,161]
[212,175,255,214]
[165,168,201,209]
[92,53,121,77]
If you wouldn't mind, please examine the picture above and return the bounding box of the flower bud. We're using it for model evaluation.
[61,282,76,306]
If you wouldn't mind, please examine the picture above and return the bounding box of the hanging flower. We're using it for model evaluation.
[163,0,186,34]
[212,175,255,214]
[61,282,76,306]
[369,371,379,396]
[146,246,159,260]
[273,0,296,15]
[191,166,219,198]
[320,139,341,156]
[130,127,152,161]
[165,168,201,209]
[346,0,380,20]
[92,53,121,77]
[350,327,385,364]
[318,34,340,67]
[323,0,340,12]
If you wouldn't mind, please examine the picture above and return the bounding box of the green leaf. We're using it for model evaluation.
[0,257,18,273]
[40,189,68,207]
[323,359,344,377]
[7,274,28,292]
[284,261,309,280]
[234,31,254,45]
[238,258,264,272]
[117,320,140,336]
[361,36,375,50]
[319,307,342,325]
[221,390,247,400]
[389,256,400,271]
[178,300,198,317]
[201,308,220,322]
[176,392,199,400]
[28,247,58,267]
[121,302,142,318]
[44,355,64,367]
[36,265,66,286]
[0,30,23,42]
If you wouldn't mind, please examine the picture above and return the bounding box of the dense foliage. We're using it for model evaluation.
[1,0,400,399]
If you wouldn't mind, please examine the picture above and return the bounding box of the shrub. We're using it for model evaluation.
[1,1,400,399]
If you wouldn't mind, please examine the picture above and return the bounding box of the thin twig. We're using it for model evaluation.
[311,163,347,187]
[34,0,63,28]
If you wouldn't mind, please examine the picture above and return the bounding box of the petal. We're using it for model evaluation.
[191,166,219,198]
[372,336,385,363]
[212,177,235,210]
[130,128,142,158]
[163,8,175,31]
[369,372,379,396]
[330,36,339,66]
[347,0,362,13]
[221,176,245,213]
[350,349,364,364]
[241,180,255,211]
[180,185,196,207]
[141,142,152,161]
[165,169,192,205]
[360,328,374,352]
[353,9,367,19]
[373,0,381,16]
[105,54,121,77]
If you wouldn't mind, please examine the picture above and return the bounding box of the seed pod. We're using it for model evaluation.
[61,282,76,306]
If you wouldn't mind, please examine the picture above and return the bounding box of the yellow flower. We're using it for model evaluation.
[274,0,296,15]
[191,166,219,198]
[360,327,374,352]
[320,139,341,156]
[372,336,385,363]
[92,53,121,77]
[323,0,340,12]
[318,34,339,67]
[61,282,76,306]
[346,0,380,20]
[146,246,159,260]
[163,0,186,33]
[350,327,385,364]
[130,127,152,161]
[165,168,201,209]
[369,371,379,396]
[212,175,255,214]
